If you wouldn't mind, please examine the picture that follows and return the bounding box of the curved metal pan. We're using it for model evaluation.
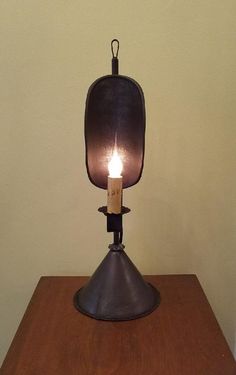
[85,40,145,189]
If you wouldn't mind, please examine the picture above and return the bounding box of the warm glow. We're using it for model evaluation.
[108,149,123,177]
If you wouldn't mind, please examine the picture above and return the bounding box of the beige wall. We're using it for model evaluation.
[0,0,235,364]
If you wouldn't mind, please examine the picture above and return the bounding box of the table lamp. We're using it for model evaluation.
[74,39,160,320]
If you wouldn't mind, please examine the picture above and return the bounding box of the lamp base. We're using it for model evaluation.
[74,246,160,321]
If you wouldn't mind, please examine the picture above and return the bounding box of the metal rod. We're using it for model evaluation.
[113,231,120,245]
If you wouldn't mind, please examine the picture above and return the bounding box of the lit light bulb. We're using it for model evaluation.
[107,148,123,214]
[108,149,123,178]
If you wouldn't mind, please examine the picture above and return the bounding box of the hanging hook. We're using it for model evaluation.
[111,39,119,58]
[111,39,119,75]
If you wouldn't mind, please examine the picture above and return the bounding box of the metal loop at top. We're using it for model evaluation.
[111,39,119,58]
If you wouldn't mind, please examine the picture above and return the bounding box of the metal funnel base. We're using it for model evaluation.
[74,247,160,321]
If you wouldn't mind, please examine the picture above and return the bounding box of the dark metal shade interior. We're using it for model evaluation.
[85,75,145,189]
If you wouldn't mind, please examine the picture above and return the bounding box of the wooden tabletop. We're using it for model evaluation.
[1,275,236,375]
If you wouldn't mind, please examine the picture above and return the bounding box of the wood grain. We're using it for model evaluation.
[1,275,236,375]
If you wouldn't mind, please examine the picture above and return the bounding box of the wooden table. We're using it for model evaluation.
[1,275,236,375]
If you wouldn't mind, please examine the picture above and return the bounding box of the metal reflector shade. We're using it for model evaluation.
[85,75,145,189]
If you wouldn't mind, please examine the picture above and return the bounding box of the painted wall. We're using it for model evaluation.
[0,0,235,364]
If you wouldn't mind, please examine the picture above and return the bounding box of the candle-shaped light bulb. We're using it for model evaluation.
[108,149,123,177]
[107,149,123,214]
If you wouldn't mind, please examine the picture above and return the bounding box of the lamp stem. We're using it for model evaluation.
[113,231,120,245]
[113,230,123,245]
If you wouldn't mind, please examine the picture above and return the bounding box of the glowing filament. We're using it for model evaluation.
[108,149,123,177]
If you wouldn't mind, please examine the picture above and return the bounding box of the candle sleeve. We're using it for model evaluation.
[107,176,122,214]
